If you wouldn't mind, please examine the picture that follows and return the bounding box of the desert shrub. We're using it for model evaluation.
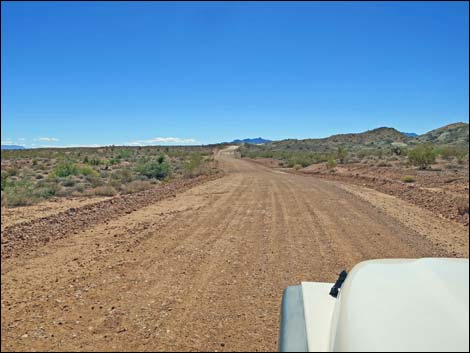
[118,149,133,159]
[293,164,302,170]
[1,191,6,207]
[391,146,408,156]
[184,153,203,177]
[121,180,153,194]
[6,167,19,177]
[111,168,133,184]
[284,152,324,168]
[92,185,118,197]
[58,188,73,197]
[79,165,99,177]
[33,182,61,198]
[53,162,79,177]
[73,183,86,193]
[438,146,468,161]
[402,175,416,183]
[336,147,347,164]
[88,158,102,166]
[62,176,76,187]
[136,156,171,180]
[109,156,121,165]
[408,144,437,170]
[326,156,337,170]
[1,171,9,191]
[35,173,44,179]
[85,174,103,188]
[3,179,37,206]
[456,197,469,216]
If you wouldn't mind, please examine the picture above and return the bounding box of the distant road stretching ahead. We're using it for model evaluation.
[2,147,467,352]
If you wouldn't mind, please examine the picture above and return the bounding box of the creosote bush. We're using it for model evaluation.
[53,162,79,177]
[326,156,337,170]
[408,144,437,170]
[136,156,171,180]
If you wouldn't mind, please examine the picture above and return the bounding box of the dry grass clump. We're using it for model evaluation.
[121,180,153,194]
[401,175,416,183]
[88,185,118,197]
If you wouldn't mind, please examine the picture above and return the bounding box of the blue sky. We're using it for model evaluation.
[1,1,469,147]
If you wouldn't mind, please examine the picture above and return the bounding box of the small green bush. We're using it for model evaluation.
[402,175,416,183]
[109,157,121,165]
[62,176,76,187]
[336,147,347,164]
[136,156,171,180]
[1,171,8,191]
[79,165,99,177]
[88,158,101,166]
[33,183,61,198]
[73,183,85,193]
[111,168,133,183]
[438,146,468,162]
[53,162,79,177]
[3,179,37,206]
[85,174,103,188]
[408,144,437,170]
[326,156,337,170]
[118,149,133,159]
[184,153,203,177]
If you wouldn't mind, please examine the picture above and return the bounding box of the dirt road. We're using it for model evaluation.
[2,148,468,351]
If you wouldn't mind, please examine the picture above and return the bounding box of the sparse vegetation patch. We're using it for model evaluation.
[1,145,220,207]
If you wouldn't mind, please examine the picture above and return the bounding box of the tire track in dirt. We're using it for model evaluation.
[157,175,271,351]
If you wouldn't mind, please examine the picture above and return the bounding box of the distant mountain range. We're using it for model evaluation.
[402,132,418,137]
[1,145,25,150]
[231,137,272,145]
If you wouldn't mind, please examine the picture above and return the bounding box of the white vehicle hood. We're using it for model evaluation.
[328,258,469,352]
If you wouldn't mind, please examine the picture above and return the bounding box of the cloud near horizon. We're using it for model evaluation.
[34,137,59,142]
[126,137,198,146]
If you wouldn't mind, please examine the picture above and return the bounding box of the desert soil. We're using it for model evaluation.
[1,148,468,352]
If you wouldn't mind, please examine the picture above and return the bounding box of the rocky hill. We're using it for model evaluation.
[412,122,469,147]
[240,123,469,159]
[256,127,411,153]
